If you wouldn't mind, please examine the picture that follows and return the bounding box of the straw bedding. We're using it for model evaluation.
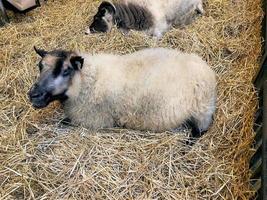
[0,0,263,199]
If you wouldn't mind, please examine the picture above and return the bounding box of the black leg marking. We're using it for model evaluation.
[196,8,203,15]
[184,117,210,145]
[185,119,201,138]
[186,117,209,138]
[191,125,201,138]
[61,117,72,125]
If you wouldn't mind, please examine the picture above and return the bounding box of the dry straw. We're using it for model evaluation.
[0,0,264,199]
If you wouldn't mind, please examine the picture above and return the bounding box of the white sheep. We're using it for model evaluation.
[29,47,216,136]
[87,0,204,38]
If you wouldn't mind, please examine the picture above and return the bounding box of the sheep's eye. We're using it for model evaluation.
[62,68,72,77]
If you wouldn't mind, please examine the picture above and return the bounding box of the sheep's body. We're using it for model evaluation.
[121,0,204,37]
[88,0,203,38]
[64,48,216,132]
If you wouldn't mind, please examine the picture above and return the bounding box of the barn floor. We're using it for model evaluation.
[0,0,263,199]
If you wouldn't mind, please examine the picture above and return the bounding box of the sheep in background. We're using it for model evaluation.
[28,47,216,137]
[86,0,204,38]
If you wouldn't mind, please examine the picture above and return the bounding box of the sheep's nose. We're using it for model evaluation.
[29,91,44,99]
[28,84,45,99]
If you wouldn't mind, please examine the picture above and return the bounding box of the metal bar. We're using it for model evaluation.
[254,0,267,89]
[253,125,263,151]
[252,179,262,195]
[265,0,267,52]
[254,53,267,90]
[262,80,267,200]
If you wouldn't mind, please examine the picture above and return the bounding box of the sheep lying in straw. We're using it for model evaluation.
[86,0,204,38]
[28,47,216,136]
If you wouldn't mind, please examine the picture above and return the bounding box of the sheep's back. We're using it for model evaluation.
[122,0,200,23]
[112,48,216,131]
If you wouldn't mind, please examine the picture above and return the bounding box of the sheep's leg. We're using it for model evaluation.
[192,110,214,136]
[173,2,204,28]
[189,121,202,138]
[152,31,163,39]
[185,104,215,140]
[0,0,9,26]
[119,28,130,36]
[149,20,170,39]
[61,117,72,125]
[145,13,170,38]
[183,114,212,146]
[180,118,203,146]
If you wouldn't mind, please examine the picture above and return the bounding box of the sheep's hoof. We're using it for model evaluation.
[152,33,163,40]
[85,28,91,35]
[196,3,204,15]
[119,28,130,36]
[191,126,201,138]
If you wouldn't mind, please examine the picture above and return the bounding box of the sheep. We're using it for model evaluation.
[86,0,204,38]
[28,47,216,137]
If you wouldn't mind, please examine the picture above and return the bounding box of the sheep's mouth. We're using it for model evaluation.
[29,93,52,109]
[88,20,110,34]
[31,101,50,109]
[28,90,69,109]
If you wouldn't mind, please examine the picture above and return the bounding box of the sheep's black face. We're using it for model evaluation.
[28,47,84,109]
[86,1,115,34]
[89,13,109,33]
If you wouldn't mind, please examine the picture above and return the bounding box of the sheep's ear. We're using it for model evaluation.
[99,1,116,14]
[34,46,48,57]
[70,56,84,70]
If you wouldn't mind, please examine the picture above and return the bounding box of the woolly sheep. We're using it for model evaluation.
[86,0,204,38]
[28,47,216,136]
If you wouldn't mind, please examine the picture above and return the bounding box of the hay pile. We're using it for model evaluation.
[0,0,263,199]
